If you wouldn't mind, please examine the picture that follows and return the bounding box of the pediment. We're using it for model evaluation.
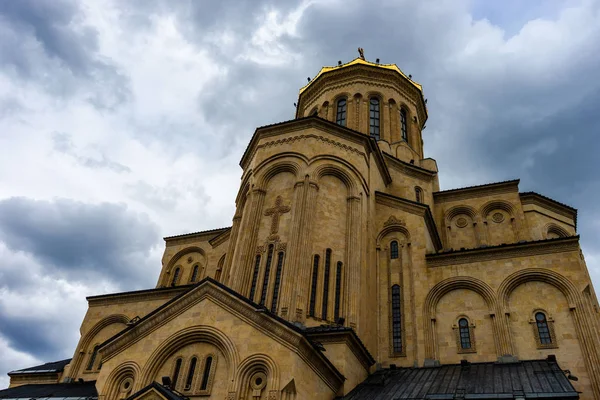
[126,382,186,400]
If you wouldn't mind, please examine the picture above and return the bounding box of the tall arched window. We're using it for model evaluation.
[259,245,275,305]
[391,285,402,353]
[249,255,261,302]
[390,241,399,259]
[309,255,319,317]
[172,358,183,388]
[200,356,213,391]
[191,265,199,282]
[535,312,552,344]
[214,269,222,282]
[271,252,285,313]
[369,98,380,140]
[334,261,342,321]
[322,249,332,320]
[458,318,472,349]
[86,345,99,370]
[415,187,423,203]
[336,98,347,126]
[184,357,197,391]
[171,267,181,286]
[400,108,407,141]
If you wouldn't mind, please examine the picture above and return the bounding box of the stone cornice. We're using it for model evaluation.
[99,279,344,391]
[426,236,580,267]
[520,192,577,229]
[382,152,437,181]
[305,330,375,371]
[209,228,231,248]
[433,180,520,203]
[164,227,231,244]
[241,116,392,186]
[87,285,191,307]
[375,191,443,250]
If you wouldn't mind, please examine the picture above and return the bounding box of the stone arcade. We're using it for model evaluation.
[3,55,600,400]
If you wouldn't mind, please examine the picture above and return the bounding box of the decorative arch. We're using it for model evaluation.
[544,223,570,239]
[254,159,302,191]
[480,200,515,219]
[497,268,580,311]
[67,314,130,378]
[444,205,477,225]
[232,353,280,395]
[140,325,239,389]
[376,224,411,247]
[215,254,226,282]
[101,361,141,399]
[165,247,207,277]
[423,277,497,359]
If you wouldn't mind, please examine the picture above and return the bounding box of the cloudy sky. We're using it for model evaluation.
[1,0,600,388]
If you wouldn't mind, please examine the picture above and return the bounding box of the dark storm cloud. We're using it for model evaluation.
[0,197,160,285]
[0,0,131,109]
[0,315,63,361]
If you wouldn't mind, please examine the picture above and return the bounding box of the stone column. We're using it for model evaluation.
[222,213,242,286]
[382,101,391,143]
[345,195,361,328]
[231,188,266,295]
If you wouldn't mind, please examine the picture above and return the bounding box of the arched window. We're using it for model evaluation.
[391,285,402,353]
[172,358,183,388]
[214,269,222,282]
[390,241,399,259]
[310,107,318,116]
[458,318,472,349]
[309,255,319,317]
[249,255,261,302]
[259,245,274,305]
[369,98,380,140]
[171,267,181,286]
[336,98,347,126]
[322,249,332,320]
[415,187,423,203]
[200,356,213,391]
[86,345,99,370]
[400,108,407,141]
[184,357,197,391]
[334,262,342,321]
[535,312,552,344]
[191,265,199,282]
[271,252,285,313]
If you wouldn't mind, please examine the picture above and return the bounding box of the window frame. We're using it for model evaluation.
[336,97,347,126]
[453,316,477,354]
[390,284,404,356]
[400,108,408,141]
[369,97,381,140]
[390,240,399,259]
[322,249,332,320]
[530,310,558,349]
[309,255,319,317]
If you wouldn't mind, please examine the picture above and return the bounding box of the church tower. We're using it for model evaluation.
[4,52,600,400]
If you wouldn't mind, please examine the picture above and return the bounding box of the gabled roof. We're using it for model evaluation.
[126,382,188,400]
[8,359,71,375]
[0,381,97,399]
[343,358,578,400]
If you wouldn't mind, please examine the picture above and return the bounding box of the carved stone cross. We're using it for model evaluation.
[264,196,291,235]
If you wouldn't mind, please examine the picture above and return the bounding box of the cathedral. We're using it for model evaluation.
[3,53,600,400]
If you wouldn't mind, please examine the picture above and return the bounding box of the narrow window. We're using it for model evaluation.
[390,241,399,259]
[191,265,199,282]
[310,108,318,116]
[249,255,261,302]
[259,245,274,305]
[172,358,182,388]
[459,318,471,349]
[200,356,213,391]
[334,261,342,321]
[185,357,197,390]
[271,252,285,313]
[171,267,180,286]
[536,312,552,344]
[214,269,222,282]
[369,98,380,140]
[400,108,407,141]
[392,285,402,353]
[309,255,319,316]
[322,249,332,320]
[415,187,423,203]
[86,345,99,370]
[336,98,347,126]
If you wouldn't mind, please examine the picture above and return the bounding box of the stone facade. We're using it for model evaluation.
[6,57,600,400]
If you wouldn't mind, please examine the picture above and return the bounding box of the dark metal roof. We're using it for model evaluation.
[433,179,520,195]
[343,359,578,400]
[126,382,188,400]
[9,359,71,375]
[0,381,97,399]
[163,227,231,241]
[519,191,576,212]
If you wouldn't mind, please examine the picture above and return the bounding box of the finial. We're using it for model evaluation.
[338,60,342,66]
[409,74,412,79]
[307,77,311,82]
[376,58,380,64]
[358,47,365,60]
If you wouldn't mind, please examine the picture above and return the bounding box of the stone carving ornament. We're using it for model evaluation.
[492,212,505,223]
[455,217,468,228]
